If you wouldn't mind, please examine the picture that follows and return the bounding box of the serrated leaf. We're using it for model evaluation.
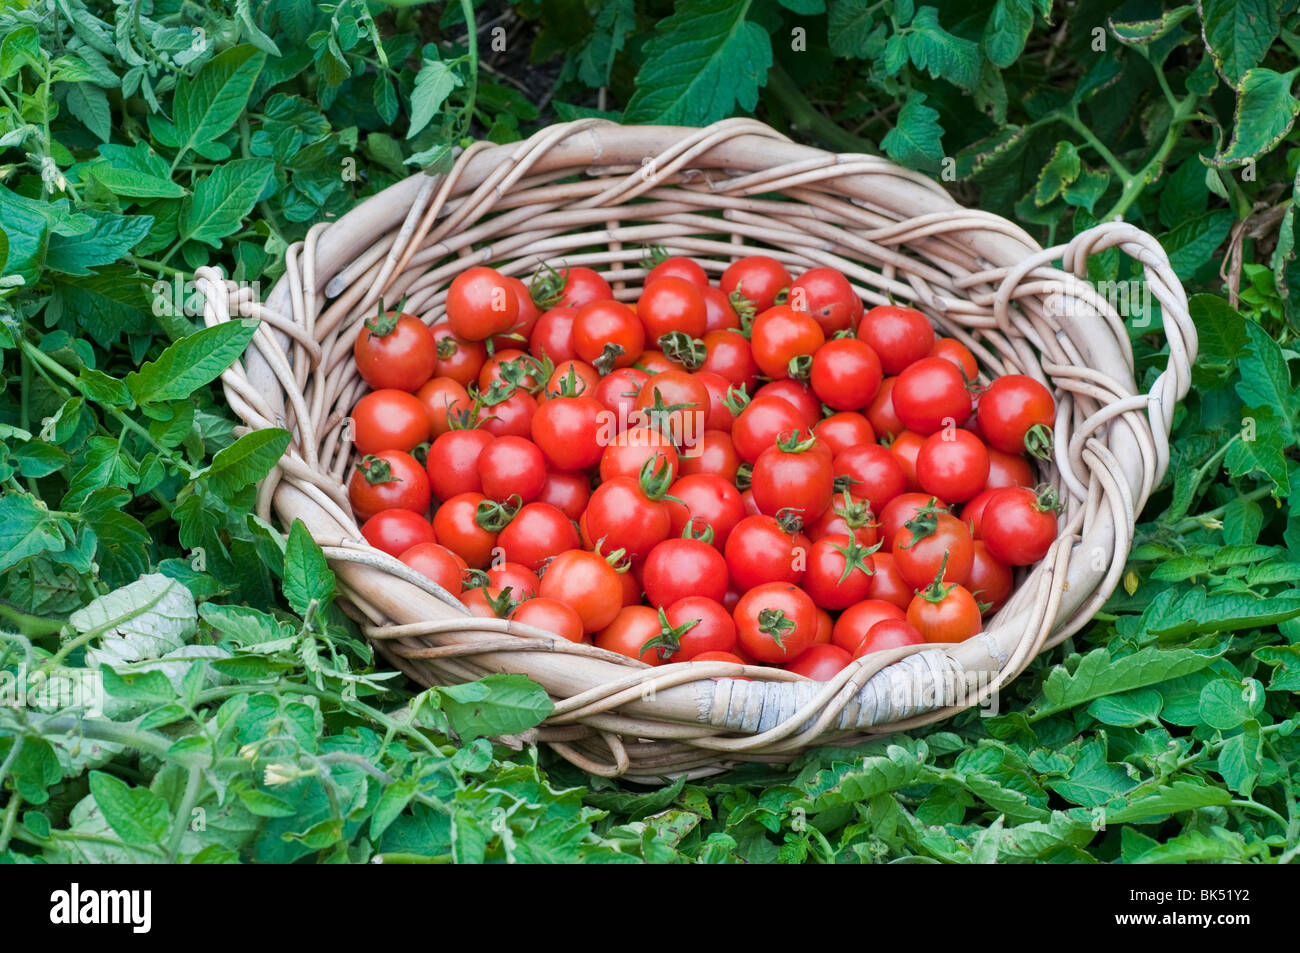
[1160,208,1233,280]
[125,320,257,405]
[880,92,944,169]
[1199,0,1279,88]
[1033,141,1081,206]
[73,573,197,667]
[88,771,172,847]
[1210,67,1300,166]
[983,0,1033,69]
[905,6,980,91]
[624,0,773,125]
[0,494,65,572]
[431,673,553,740]
[205,428,290,500]
[45,210,152,276]
[171,46,265,162]
[406,58,461,139]
[1109,6,1195,46]
[1139,586,1300,637]
[1102,780,1232,824]
[1044,740,1135,807]
[828,0,886,59]
[179,159,274,248]
[1039,645,1217,715]
[88,162,186,199]
[283,519,334,616]
[65,82,111,141]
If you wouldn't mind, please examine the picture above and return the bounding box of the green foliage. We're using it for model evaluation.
[2,0,1300,863]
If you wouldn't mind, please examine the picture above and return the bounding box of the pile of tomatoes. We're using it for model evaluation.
[345,252,1061,682]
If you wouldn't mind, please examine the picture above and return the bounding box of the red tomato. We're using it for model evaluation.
[594,605,664,665]
[915,429,991,503]
[426,428,494,501]
[751,432,834,523]
[878,493,947,551]
[679,430,741,482]
[803,533,877,610]
[399,542,465,597]
[352,390,431,455]
[750,305,826,380]
[639,276,708,342]
[529,306,579,362]
[510,597,585,643]
[554,266,613,309]
[961,488,999,538]
[694,370,734,433]
[731,395,806,463]
[631,370,709,446]
[573,299,645,372]
[753,379,821,427]
[498,502,581,570]
[430,324,487,387]
[432,492,497,568]
[480,348,546,394]
[785,643,853,681]
[540,550,626,632]
[635,350,676,375]
[700,330,759,389]
[702,286,741,333]
[985,446,1035,490]
[864,551,915,610]
[907,582,983,643]
[980,486,1059,565]
[599,427,680,483]
[535,469,591,521]
[813,412,876,457]
[349,451,431,521]
[660,597,737,661]
[967,540,1014,614]
[887,430,926,492]
[665,473,746,548]
[857,305,935,375]
[806,490,879,549]
[814,607,833,644]
[892,506,975,590]
[593,366,649,424]
[354,310,436,392]
[865,376,905,441]
[478,386,537,439]
[721,256,792,314]
[585,475,673,560]
[976,375,1056,455]
[893,357,972,435]
[476,435,546,503]
[531,393,605,470]
[416,377,471,438]
[647,255,709,290]
[852,619,925,658]
[488,276,542,352]
[475,562,540,603]
[789,267,863,335]
[446,266,518,341]
[810,338,882,410]
[361,509,436,558]
[642,537,729,608]
[734,582,818,663]
[832,444,906,512]
[724,513,810,590]
[928,337,978,380]
[832,599,906,654]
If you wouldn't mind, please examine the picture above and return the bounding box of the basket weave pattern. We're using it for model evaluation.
[197,119,1195,781]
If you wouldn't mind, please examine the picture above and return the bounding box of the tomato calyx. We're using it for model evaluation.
[775,428,818,454]
[590,538,632,573]
[722,382,751,417]
[640,607,701,661]
[592,341,627,376]
[546,362,589,399]
[735,462,753,491]
[474,584,521,618]
[641,245,671,268]
[756,607,796,648]
[364,296,407,338]
[476,378,518,408]
[357,455,400,486]
[498,353,552,394]
[1032,482,1063,513]
[831,489,875,529]
[529,261,566,310]
[897,497,944,549]
[728,291,757,337]
[658,331,706,371]
[409,442,430,467]
[637,455,681,503]
[637,385,698,437]
[446,400,487,431]
[916,553,956,604]
[436,335,459,360]
[682,519,716,544]
[1024,423,1054,461]
[831,537,880,585]
[787,353,812,381]
[474,495,522,532]
[775,507,805,535]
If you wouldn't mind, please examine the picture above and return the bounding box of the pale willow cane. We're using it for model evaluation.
[197,119,1194,782]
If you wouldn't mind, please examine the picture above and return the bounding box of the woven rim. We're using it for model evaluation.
[197,118,1195,782]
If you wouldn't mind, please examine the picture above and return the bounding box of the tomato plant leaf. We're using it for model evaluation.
[283,518,335,616]
[124,319,258,406]
[88,771,173,847]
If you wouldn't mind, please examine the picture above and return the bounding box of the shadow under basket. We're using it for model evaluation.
[197,118,1196,783]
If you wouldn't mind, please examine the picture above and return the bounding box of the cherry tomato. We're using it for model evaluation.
[785,643,853,680]
[750,305,825,380]
[702,286,741,332]
[814,607,833,644]
[555,266,613,308]
[399,542,465,597]
[573,299,645,372]
[529,306,579,362]
[488,276,542,351]
[498,502,581,570]
[665,473,746,548]
[967,540,1013,614]
[857,305,935,375]
[594,605,663,665]
[361,509,436,558]
[352,389,431,455]
[961,488,1000,538]
[985,446,1035,490]
[476,435,546,503]
[679,429,741,482]
[731,395,806,463]
[635,350,676,375]
[593,366,649,421]
[832,599,906,654]
[915,429,990,503]
[887,430,926,492]
[789,267,863,336]
[721,256,792,313]
[599,426,679,483]
[832,444,906,512]
[892,506,974,590]
[349,451,431,521]
[928,337,978,380]
[734,582,817,664]
[865,376,905,441]
[642,537,729,608]
[694,370,735,433]
[810,337,882,410]
[479,348,545,394]
[446,266,518,341]
[893,357,972,435]
[700,330,759,389]
[864,551,915,610]
[647,256,709,289]
[481,561,540,602]
[585,475,673,560]
[531,392,605,470]
[852,619,925,658]
[724,513,809,590]
[751,431,834,523]
[432,492,497,568]
[753,379,821,427]
[535,469,591,521]
[510,597,585,643]
[540,550,626,633]
[426,428,494,500]
[639,276,708,342]
[430,324,487,388]
[416,377,471,438]
[805,491,879,550]
[354,310,436,392]
[660,597,737,661]
[813,412,876,456]
[803,533,877,610]
[478,386,537,439]
[976,375,1056,455]
[907,582,983,643]
[980,486,1058,566]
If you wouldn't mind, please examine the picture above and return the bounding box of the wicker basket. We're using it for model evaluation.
[197,118,1195,783]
